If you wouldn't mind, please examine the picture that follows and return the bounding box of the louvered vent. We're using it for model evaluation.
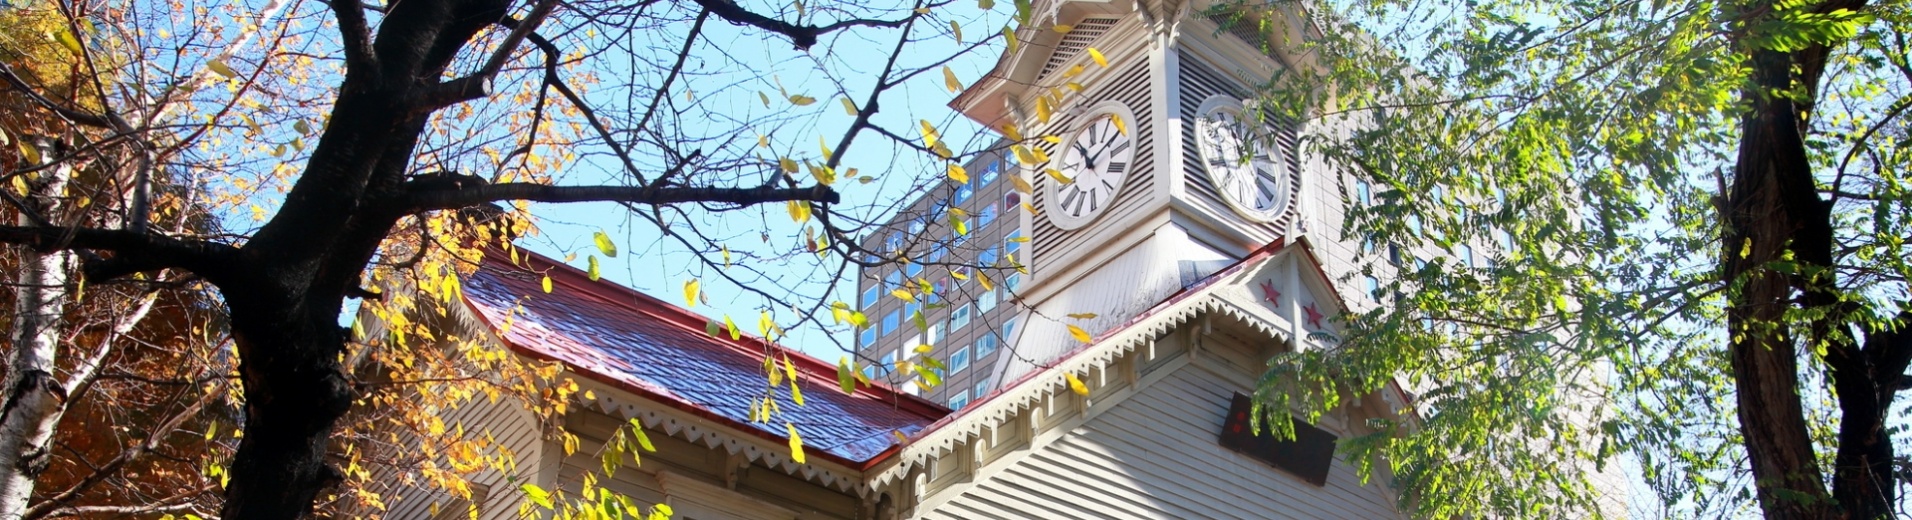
[1038,18,1120,79]
[1207,12,1268,49]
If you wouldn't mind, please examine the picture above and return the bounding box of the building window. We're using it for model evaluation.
[905,260,922,277]
[881,350,897,376]
[1002,317,1016,339]
[1004,274,1021,292]
[950,346,971,375]
[929,243,947,263]
[955,184,973,204]
[860,328,877,348]
[1365,276,1381,300]
[1356,179,1372,206]
[978,287,998,313]
[950,304,972,331]
[861,286,879,309]
[980,160,1000,184]
[929,323,945,345]
[974,333,998,359]
[1004,230,1023,255]
[1004,191,1021,208]
[977,203,997,228]
[904,303,921,326]
[979,248,999,268]
[882,311,900,336]
[1459,244,1475,268]
[884,270,902,290]
[948,389,970,410]
[974,378,992,399]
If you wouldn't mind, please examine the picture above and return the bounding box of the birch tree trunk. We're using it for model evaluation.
[0,136,75,517]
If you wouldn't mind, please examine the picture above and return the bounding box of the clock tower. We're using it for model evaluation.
[949,0,1349,382]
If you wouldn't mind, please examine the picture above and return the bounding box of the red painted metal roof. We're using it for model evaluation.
[460,249,948,466]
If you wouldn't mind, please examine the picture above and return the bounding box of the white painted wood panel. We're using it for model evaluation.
[919,356,1403,520]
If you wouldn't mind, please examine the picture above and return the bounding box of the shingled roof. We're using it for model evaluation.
[459,249,948,467]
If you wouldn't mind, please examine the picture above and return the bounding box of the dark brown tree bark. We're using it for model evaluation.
[1722,1,1912,518]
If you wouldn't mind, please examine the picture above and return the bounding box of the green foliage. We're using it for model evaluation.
[1242,0,1912,518]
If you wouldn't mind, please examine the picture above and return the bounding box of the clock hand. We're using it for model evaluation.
[1074,143,1095,169]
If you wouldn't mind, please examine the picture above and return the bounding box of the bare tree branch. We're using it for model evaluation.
[398,182,840,211]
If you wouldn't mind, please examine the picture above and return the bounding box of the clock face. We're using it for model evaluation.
[1196,103,1291,222]
[1048,112,1134,230]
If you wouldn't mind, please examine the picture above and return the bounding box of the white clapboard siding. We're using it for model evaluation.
[921,360,1403,520]
[551,410,863,520]
[379,392,545,520]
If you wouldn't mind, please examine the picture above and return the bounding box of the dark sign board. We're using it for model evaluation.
[1218,392,1337,486]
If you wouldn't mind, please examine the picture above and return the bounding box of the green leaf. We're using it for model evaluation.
[521,483,554,509]
[588,255,602,281]
[837,357,857,394]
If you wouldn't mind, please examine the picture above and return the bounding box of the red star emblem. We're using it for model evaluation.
[1303,303,1326,329]
[1257,280,1281,306]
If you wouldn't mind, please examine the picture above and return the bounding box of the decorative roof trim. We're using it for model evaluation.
[574,383,872,496]
[863,238,1330,488]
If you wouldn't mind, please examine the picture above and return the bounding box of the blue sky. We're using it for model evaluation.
[513,2,1009,361]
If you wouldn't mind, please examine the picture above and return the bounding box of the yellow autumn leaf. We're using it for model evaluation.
[892,289,917,302]
[919,120,942,147]
[1001,122,1024,141]
[725,315,741,340]
[948,163,969,183]
[1065,372,1089,395]
[1053,24,1074,33]
[1087,47,1108,67]
[1046,168,1074,185]
[1066,312,1098,319]
[1111,114,1129,136]
[1010,175,1035,194]
[787,423,806,463]
[1029,146,1051,163]
[841,97,859,115]
[789,95,817,106]
[757,134,770,148]
[1065,64,1085,77]
[951,20,964,43]
[778,157,798,173]
[788,200,810,223]
[541,275,553,293]
[1035,96,1053,123]
[1042,135,1062,144]
[1012,145,1039,165]
[819,135,833,158]
[944,66,963,92]
[684,279,700,308]
[1003,26,1018,54]
[1067,324,1093,343]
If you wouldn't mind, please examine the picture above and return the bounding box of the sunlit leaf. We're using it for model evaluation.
[1065,372,1089,395]
[1086,47,1108,67]
[594,231,619,257]
[787,423,806,464]
[1067,324,1093,343]
[943,66,963,92]
[684,279,700,308]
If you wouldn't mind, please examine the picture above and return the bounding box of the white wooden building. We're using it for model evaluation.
[370,0,1451,516]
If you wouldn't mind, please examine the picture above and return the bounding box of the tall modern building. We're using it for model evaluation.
[853,144,1026,408]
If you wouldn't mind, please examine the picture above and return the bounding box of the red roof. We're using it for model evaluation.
[460,249,948,467]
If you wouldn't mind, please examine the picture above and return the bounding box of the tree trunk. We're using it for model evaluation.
[217,288,355,519]
[1721,46,1841,519]
[0,137,75,518]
